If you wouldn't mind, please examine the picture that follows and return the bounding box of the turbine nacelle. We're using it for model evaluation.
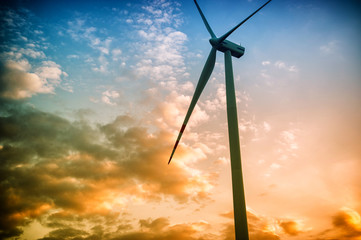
[209,38,245,58]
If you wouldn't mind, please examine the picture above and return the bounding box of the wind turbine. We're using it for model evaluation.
[168,0,272,239]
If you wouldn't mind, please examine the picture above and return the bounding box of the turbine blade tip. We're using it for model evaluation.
[168,152,175,164]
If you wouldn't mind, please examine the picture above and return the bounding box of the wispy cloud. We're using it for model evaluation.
[101,90,120,105]
[66,18,114,73]
[274,60,298,73]
[320,40,338,54]
[260,60,299,81]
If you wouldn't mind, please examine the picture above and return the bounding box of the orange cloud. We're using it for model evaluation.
[332,207,361,239]
[279,220,303,236]
[219,210,280,240]
[312,207,361,240]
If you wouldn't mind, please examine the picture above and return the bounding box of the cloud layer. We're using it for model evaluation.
[0,101,218,238]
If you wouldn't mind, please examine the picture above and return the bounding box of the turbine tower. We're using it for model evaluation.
[168,0,272,239]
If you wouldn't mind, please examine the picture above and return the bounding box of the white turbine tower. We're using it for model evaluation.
[168,0,272,239]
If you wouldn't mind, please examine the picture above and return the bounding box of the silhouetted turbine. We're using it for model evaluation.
[168,1,272,239]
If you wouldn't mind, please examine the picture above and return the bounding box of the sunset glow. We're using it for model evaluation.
[1,0,360,239]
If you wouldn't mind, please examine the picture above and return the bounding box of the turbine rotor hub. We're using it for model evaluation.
[209,38,220,47]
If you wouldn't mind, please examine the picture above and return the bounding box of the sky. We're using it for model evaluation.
[0,0,361,239]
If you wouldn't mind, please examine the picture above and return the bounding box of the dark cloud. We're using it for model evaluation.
[139,218,169,232]
[38,227,88,240]
[37,218,213,240]
[331,208,361,239]
[310,207,361,240]
[0,60,43,99]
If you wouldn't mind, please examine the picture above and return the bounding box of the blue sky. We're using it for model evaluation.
[1,0,361,239]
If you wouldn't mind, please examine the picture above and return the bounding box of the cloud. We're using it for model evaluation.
[139,217,169,232]
[38,227,88,240]
[112,48,122,61]
[247,211,280,240]
[102,218,212,240]
[135,29,187,83]
[320,40,338,54]
[0,7,69,100]
[202,84,227,113]
[66,18,114,73]
[0,9,27,31]
[274,60,298,73]
[220,210,280,240]
[263,121,271,132]
[275,127,300,161]
[312,207,361,240]
[66,18,86,41]
[260,60,299,81]
[66,54,79,59]
[0,60,43,99]
[19,48,46,59]
[129,0,188,86]
[152,90,209,130]
[332,207,361,239]
[102,90,120,105]
[279,220,303,236]
[0,59,67,100]
[0,103,216,238]
[36,61,64,80]
[280,129,298,150]
[66,19,113,55]
[36,218,213,240]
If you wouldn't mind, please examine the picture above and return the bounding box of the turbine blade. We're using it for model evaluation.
[217,0,272,44]
[168,47,217,164]
[194,0,216,38]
